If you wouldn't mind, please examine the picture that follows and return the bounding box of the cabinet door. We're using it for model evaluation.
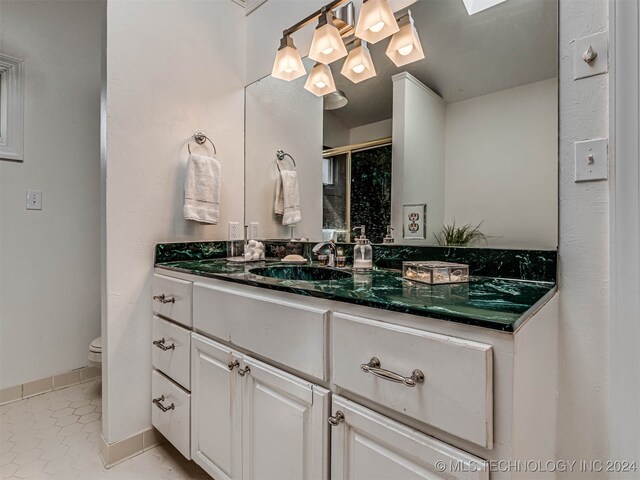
[241,355,330,480]
[331,395,488,480]
[191,333,242,480]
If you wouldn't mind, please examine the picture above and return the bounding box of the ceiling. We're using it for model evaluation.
[328,0,558,129]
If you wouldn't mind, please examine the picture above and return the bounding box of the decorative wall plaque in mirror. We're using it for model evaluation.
[245,0,558,249]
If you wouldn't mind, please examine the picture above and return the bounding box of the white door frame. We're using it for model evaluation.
[609,0,640,472]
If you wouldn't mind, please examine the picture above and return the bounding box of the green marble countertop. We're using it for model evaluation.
[155,259,556,332]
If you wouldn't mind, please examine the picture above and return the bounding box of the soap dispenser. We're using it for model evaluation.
[383,225,394,244]
[352,225,373,271]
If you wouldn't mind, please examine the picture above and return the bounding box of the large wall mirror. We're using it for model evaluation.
[245,0,558,249]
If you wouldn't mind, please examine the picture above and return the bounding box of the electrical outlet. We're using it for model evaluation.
[249,222,260,240]
[26,190,42,210]
[228,222,241,240]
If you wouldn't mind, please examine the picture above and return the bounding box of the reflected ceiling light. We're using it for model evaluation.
[355,0,399,44]
[341,40,376,83]
[271,34,306,81]
[309,10,348,64]
[304,63,337,96]
[324,90,349,110]
[386,11,425,67]
[462,0,507,15]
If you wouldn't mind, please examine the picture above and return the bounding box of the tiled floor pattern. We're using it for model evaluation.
[0,381,209,480]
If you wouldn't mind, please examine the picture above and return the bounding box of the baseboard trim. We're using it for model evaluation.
[99,428,166,468]
[0,365,101,405]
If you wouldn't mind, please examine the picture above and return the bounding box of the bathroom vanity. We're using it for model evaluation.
[149,243,558,480]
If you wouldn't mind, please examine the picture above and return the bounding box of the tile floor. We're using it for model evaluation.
[0,380,209,480]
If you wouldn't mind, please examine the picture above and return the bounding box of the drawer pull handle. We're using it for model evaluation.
[153,338,175,351]
[153,294,176,304]
[328,411,345,426]
[153,395,175,412]
[237,366,251,377]
[360,357,425,387]
[228,360,240,371]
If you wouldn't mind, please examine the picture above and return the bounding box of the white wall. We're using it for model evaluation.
[392,73,446,245]
[444,79,558,249]
[0,0,103,389]
[350,119,392,145]
[103,0,246,444]
[245,67,323,241]
[557,1,611,477]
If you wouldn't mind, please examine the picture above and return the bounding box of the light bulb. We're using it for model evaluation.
[369,21,385,33]
[322,47,334,55]
[315,81,327,89]
[352,63,366,74]
[284,66,294,73]
[398,44,414,56]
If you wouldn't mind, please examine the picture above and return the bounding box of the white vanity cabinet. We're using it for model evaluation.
[154,269,559,480]
[191,333,330,480]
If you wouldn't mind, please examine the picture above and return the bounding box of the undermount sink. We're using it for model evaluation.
[249,265,352,282]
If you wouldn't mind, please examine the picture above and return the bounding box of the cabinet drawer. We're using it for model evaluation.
[193,282,327,380]
[332,313,493,448]
[152,316,191,390]
[153,273,192,327]
[331,395,488,480]
[152,370,190,459]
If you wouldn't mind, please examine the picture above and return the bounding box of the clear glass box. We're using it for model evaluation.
[402,261,470,284]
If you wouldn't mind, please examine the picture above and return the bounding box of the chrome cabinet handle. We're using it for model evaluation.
[228,360,240,371]
[328,411,345,426]
[360,357,425,387]
[153,338,175,351]
[237,366,251,377]
[153,294,175,304]
[153,395,175,412]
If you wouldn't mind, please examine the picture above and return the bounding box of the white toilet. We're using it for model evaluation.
[88,336,102,367]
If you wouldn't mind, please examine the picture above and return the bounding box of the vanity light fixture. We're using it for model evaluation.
[324,89,349,110]
[385,10,425,67]
[304,63,337,96]
[309,9,348,64]
[355,0,399,44]
[462,0,507,15]
[271,34,306,81]
[341,39,377,84]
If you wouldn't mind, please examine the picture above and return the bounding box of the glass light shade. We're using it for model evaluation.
[309,23,348,64]
[355,0,399,44]
[340,43,376,83]
[304,63,337,97]
[386,19,425,67]
[271,45,306,81]
[462,0,507,15]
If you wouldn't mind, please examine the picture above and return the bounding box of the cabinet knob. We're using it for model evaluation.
[153,294,175,304]
[153,338,176,351]
[228,360,240,371]
[153,395,175,412]
[328,411,345,426]
[237,366,251,377]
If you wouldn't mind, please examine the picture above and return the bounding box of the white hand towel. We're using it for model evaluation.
[184,153,221,224]
[280,170,302,225]
[274,173,284,215]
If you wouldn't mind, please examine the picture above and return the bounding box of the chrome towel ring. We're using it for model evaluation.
[276,149,297,173]
[188,131,217,155]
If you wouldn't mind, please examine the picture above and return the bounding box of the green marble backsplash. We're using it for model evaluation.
[155,241,556,283]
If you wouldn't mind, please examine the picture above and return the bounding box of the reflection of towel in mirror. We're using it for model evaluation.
[274,169,301,225]
[184,153,221,224]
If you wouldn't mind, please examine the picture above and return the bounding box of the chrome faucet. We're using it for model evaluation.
[312,240,338,267]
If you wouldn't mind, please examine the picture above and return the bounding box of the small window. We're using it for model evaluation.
[323,157,334,185]
[0,54,24,162]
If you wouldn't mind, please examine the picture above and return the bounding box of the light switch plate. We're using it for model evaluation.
[575,138,608,182]
[26,190,42,210]
[574,31,608,80]
[249,222,260,240]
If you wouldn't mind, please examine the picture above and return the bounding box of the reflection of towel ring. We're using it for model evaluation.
[276,149,297,173]
[188,131,217,155]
